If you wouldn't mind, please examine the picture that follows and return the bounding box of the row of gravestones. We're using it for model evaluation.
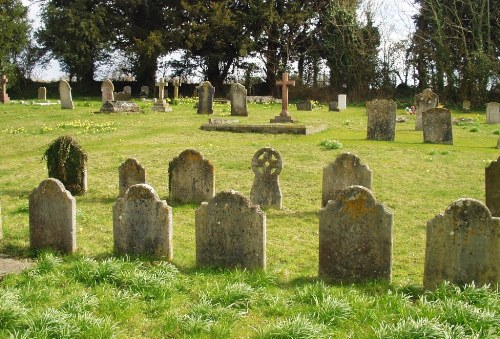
[24,161,499,290]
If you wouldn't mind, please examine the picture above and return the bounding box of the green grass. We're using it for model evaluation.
[0,98,499,337]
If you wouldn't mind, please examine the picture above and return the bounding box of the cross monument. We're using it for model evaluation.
[172,77,181,100]
[1,75,10,104]
[270,72,295,123]
[152,77,172,112]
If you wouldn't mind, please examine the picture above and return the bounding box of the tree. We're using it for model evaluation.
[0,0,29,84]
[37,0,113,84]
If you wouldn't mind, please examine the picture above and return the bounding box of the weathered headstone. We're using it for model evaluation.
[0,204,2,240]
[168,149,215,204]
[230,83,248,116]
[113,184,172,259]
[270,72,296,123]
[497,137,500,149]
[329,101,339,112]
[29,178,76,253]
[462,100,471,110]
[195,190,266,270]
[140,85,149,97]
[338,94,347,110]
[124,86,132,96]
[152,78,172,112]
[44,136,87,195]
[101,79,115,102]
[1,75,10,104]
[38,87,47,101]
[250,147,283,209]
[366,99,397,141]
[415,88,439,130]
[422,107,453,144]
[322,152,372,207]
[296,100,313,111]
[99,101,140,113]
[197,81,215,114]
[423,199,499,289]
[119,158,146,197]
[486,102,500,124]
[172,77,181,101]
[114,87,132,101]
[59,80,74,109]
[319,185,393,283]
[486,156,500,217]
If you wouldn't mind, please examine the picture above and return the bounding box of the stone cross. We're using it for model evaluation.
[1,75,10,104]
[276,72,295,117]
[172,77,181,100]
[155,77,168,102]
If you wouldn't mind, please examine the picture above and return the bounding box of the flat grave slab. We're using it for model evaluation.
[200,122,327,135]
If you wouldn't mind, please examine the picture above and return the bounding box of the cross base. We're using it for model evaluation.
[152,100,172,112]
[0,95,10,104]
[270,115,295,123]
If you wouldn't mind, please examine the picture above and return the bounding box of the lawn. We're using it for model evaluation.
[0,98,498,338]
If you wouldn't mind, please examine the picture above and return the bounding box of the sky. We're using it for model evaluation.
[22,0,418,81]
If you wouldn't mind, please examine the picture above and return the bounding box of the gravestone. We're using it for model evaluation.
[322,152,372,207]
[197,81,215,114]
[423,198,499,290]
[152,78,172,112]
[114,87,132,101]
[113,184,172,259]
[140,85,149,97]
[486,156,500,217]
[59,80,74,109]
[119,158,146,197]
[415,88,438,130]
[486,102,500,124]
[319,186,393,283]
[366,99,397,141]
[101,79,114,102]
[29,178,76,253]
[168,149,215,204]
[462,100,471,110]
[124,86,132,96]
[230,83,248,116]
[45,136,87,195]
[422,107,453,145]
[270,72,296,123]
[195,190,266,270]
[497,137,500,149]
[38,87,47,101]
[338,94,347,110]
[99,101,140,113]
[329,101,339,112]
[0,204,2,240]
[1,75,10,104]
[296,100,313,111]
[172,77,181,101]
[250,147,283,209]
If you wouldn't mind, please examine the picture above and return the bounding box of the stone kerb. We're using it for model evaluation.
[168,149,215,204]
[415,88,438,130]
[29,178,76,253]
[230,83,248,116]
[119,158,146,197]
[319,185,393,283]
[195,190,266,270]
[366,99,397,141]
[423,199,499,290]
[322,152,372,207]
[486,156,500,217]
[113,184,173,259]
[250,147,283,209]
[422,107,453,145]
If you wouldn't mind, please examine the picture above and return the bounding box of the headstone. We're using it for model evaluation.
[338,94,347,110]
[113,184,172,259]
[101,79,115,102]
[296,100,313,111]
[415,88,439,130]
[322,152,372,207]
[140,85,149,97]
[37,87,47,101]
[29,178,76,253]
[0,204,2,240]
[422,107,453,144]
[319,185,393,283]
[230,83,248,116]
[250,147,283,209]
[172,77,181,100]
[195,190,266,270]
[270,72,296,123]
[1,75,10,104]
[168,149,215,204]
[152,78,172,112]
[462,100,471,110]
[423,199,499,289]
[197,81,215,114]
[329,101,339,112]
[124,86,132,96]
[486,102,500,124]
[366,99,397,141]
[114,87,132,101]
[119,158,146,197]
[99,101,141,113]
[59,80,74,109]
[497,137,500,149]
[486,156,500,217]
[45,136,87,195]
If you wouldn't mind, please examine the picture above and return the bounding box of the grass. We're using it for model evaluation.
[0,98,499,337]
